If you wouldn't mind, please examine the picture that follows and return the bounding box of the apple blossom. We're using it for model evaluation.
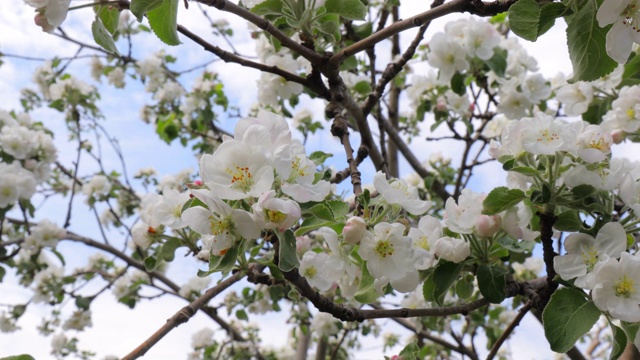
[596,0,640,63]
[181,189,260,254]
[358,222,414,281]
[408,215,442,270]
[553,222,627,289]
[444,188,484,234]
[342,216,368,245]
[591,253,640,322]
[427,32,469,83]
[252,190,301,232]
[373,171,432,215]
[432,236,470,263]
[199,139,274,200]
[299,251,336,292]
[25,0,71,33]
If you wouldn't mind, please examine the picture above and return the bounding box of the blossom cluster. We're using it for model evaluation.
[0,110,57,209]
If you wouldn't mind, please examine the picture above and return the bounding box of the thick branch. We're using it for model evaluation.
[283,267,547,322]
[328,103,363,196]
[537,210,558,310]
[121,268,249,360]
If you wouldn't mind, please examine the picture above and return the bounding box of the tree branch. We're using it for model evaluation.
[485,301,532,360]
[194,0,323,64]
[121,267,251,360]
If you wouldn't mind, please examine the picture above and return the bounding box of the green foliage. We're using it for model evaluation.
[92,19,119,54]
[198,243,241,277]
[508,0,540,41]
[354,263,379,303]
[484,47,507,77]
[0,356,36,360]
[476,265,506,303]
[565,0,616,82]
[482,187,526,215]
[609,324,627,360]
[543,288,601,353]
[161,237,182,262]
[147,0,181,46]
[277,230,299,272]
[250,0,283,15]
[96,6,120,34]
[324,0,366,20]
[423,260,463,306]
[130,0,164,21]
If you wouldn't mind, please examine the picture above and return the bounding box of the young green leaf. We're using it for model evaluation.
[542,288,601,353]
[277,230,299,272]
[147,0,181,46]
[355,263,379,304]
[483,187,526,215]
[324,0,366,20]
[609,324,627,360]
[431,260,463,306]
[97,6,120,34]
[92,19,119,54]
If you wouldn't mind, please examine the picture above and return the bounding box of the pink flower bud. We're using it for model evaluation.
[476,215,501,237]
[611,130,625,144]
[34,12,55,33]
[296,235,311,257]
[343,216,367,245]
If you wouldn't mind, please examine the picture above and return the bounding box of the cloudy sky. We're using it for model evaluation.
[0,0,583,359]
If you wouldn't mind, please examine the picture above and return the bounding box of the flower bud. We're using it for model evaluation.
[475,214,501,237]
[342,216,367,245]
[611,130,626,144]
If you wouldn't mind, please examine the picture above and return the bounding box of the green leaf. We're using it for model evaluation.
[582,97,612,125]
[235,309,249,321]
[277,230,299,272]
[144,256,157,271]
[250,0,283,16]
[75,296,92,310]
[538,3,568,37]
[161,237,182,262]
[130,0,164,22]
[621,51,640,87]
[565,0,616,82]
[97,6,120,34]
[398,342,420,359]
[304,203,334,221]
[430,260,463,306]
[609,324,627,360]
[0,356,36,360]
[455,276,474,299]
[324,0,366,20]
[0,266,5,282]
[542,287,601,353]
[476,265,506,303]
[509,166,539,176]
[353,80,372,95]
[308,151,333,165]
[147,0,181,46]
[450,72,466,96]
[316,13,341,41]
[198,244,240,277]
[483,187,526,215]
[554,210,584,232]
[485,47,507,77]
[508,0,540,41]
[92,19,119,54]
[354,263,379,303]
[326,200,349,218]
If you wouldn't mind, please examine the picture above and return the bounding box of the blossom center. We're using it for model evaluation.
[225,164,254,192]
[581,247,599,271]
[266,209,287,223]
[614,274,635,298]
[622,2,640,29]
[417,236,430,251]
[209,216,233,235]
[375,240,395,258]
[536,129,560,143]
[288,157,309,182]
[303,266,318,278]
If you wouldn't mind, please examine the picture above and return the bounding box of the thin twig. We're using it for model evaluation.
[485,302,533,360]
